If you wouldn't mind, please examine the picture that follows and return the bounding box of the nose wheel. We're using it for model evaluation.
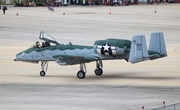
[40,70,46,76]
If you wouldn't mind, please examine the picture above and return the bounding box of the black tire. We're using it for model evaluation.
[77,71,85,79]
[40,71,46,76]
[94,68,103,76]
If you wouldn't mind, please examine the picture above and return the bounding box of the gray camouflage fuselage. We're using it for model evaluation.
[15,39,131,65]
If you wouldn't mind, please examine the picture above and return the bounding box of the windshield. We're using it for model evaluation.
[39,31,59,44]
[30,41,41,48]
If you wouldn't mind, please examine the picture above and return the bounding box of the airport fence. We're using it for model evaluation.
[152,103,180,110]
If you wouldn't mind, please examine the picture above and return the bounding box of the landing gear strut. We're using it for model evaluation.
[94,60,103,76]
[40,61,48,76]
[77,63,86,79]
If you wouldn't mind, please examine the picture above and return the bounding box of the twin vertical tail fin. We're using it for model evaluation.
[148,32,167,60]
[129,32,167,64]
[129,35,149,63]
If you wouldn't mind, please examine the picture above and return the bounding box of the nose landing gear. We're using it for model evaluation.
[40,70,46,76]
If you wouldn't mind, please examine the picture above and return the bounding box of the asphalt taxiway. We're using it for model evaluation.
[0,4,180,110]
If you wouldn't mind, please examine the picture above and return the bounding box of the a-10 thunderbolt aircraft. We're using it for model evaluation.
[14,31,167,79]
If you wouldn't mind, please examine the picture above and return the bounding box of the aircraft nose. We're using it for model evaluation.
[14,52,23,61]
[14,54,19,61]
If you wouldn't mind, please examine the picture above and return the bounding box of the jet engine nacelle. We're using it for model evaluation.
[94,39,131,56]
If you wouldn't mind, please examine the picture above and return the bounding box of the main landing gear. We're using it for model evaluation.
[77,60,103,79]
[77,63,86,79]
[40,61,48,76]
[94,60,103,76]
[38,60,103,79]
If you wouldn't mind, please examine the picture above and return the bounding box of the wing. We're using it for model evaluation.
[52,54,99,66]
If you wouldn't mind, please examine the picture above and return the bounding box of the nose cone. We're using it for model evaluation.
[14,52,23,61]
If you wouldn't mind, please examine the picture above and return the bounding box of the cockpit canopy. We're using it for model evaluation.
[30,31,59,48]
[39,31,59,45]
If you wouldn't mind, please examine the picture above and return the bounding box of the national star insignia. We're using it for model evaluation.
[103,43,110,51]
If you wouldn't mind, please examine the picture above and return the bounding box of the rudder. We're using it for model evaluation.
[129,35,149,64]
[149,32,167,60]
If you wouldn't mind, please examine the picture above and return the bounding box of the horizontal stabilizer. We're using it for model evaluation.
[148,32,167,60]
[129,35,149,64]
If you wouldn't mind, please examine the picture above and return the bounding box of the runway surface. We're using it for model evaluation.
[0,4,180,110]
